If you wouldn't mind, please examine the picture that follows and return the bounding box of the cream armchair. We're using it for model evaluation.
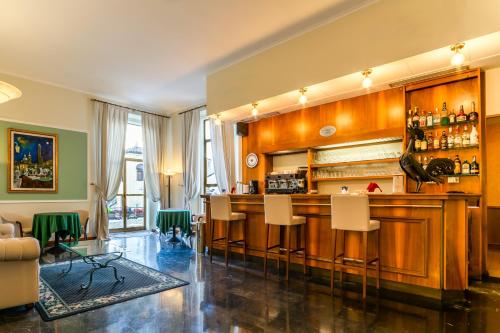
[0,213,33,238]
[0,223,40,310]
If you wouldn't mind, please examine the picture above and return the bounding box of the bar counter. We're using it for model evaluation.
[203,193,481,299]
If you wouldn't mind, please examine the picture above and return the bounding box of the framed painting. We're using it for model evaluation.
[8,128,58,193]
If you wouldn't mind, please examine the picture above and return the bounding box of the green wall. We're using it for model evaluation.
[0,120,87,200]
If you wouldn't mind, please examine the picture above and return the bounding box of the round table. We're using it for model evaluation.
[32,212,82,248]
[156,209,192,242]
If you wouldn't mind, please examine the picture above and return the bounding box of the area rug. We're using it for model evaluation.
[36,255,189,321]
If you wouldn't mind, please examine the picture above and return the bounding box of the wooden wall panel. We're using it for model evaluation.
[486,117,500,207]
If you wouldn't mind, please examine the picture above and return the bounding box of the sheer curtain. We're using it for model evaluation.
[182,110,201,210]
[209,119,236,193]
[142,113,169,229]
[92,101,128,240]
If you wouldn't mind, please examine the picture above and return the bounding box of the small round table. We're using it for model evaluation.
[156,209,192,243]
[32,212,82,249]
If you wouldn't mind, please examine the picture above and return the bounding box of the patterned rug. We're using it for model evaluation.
[36,255,189,321]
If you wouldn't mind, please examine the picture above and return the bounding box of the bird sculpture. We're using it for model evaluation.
[399,125,454,192]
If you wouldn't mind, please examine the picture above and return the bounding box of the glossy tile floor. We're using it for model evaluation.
[1,231,500,333]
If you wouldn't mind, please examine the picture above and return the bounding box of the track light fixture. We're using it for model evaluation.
[450,42,465,66]
[362,69,373,89]
[251,102,259,117]
[299,88,308,105]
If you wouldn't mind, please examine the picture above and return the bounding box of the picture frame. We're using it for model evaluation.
[8,128,58,193]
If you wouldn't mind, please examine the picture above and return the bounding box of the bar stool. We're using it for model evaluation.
[263,195,307,280]
[209,195,247,267]
[331,194,380,299]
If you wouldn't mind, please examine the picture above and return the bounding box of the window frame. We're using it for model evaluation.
[203,118,218,195]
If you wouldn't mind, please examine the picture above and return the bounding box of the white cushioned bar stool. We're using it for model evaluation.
[264,195,307,281]
[331,194,380,299]
[209,195,247,267]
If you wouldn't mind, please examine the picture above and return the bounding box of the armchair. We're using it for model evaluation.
[0,225,40,309]
[0,213,33,238]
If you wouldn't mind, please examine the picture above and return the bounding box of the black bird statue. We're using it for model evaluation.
[399,125,454,192]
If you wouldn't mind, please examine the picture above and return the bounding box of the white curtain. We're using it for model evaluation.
[182,110,201,210]
[92,101,128,240]
[142,113,169,229]
[209,119,236,193]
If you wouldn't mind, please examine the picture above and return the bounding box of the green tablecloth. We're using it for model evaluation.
[32,212,82,248]
[156,209,192,237]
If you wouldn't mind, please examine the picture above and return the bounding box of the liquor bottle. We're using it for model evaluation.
[469,101,479,121]
[417,155,422,166]
[419,109,427,128]
[421,133,428,151]
[407,109,413,127]
[447,127,454,149]
[433,107,441,126]
[462,159,471,175]
[433,130,440,150]
[462,124,470,147]
[440,131,448,150]
[440,102,450,126]
[470,124,479,146]
[454,126,462,148]
[454,155,462,174]
[423,156,429,170]
[457,105,467,123]
[426,110,433,127]
[449,108,457,124]
[412,107,420,127]
[471,155,479,175]
[415,135,422,152]
[427,132,434,150]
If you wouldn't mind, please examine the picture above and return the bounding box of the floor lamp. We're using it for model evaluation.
[165,169,177,208]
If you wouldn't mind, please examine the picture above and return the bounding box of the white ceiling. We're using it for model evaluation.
[0,0,372,113]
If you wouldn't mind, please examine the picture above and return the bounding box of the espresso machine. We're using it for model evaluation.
[265,167,308,194]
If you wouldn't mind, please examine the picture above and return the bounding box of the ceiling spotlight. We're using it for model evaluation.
[450,42,465,66]
[362,69,372,89]
[215,114,222,126]
[299,88,308,105]
[0,81,22,104]
[251,102,259,117]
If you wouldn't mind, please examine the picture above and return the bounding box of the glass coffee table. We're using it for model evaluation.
[59,240,126,289]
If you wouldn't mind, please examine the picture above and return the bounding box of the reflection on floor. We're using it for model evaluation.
[488,245,500,278]
[1,231,500,332]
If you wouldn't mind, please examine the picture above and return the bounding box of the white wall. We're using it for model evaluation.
[0,72,94,232]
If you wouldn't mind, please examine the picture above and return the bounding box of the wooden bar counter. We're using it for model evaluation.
[203,193,481,299]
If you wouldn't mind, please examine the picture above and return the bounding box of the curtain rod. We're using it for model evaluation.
[91,99,170,119]
[178,104,206,115]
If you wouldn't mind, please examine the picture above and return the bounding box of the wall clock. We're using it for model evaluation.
[245,153,258,168]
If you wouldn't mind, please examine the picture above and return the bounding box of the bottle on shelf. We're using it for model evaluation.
[457,105,467,123]
[471,155,480,175]
[470,123,479,146]
[423,156,429,170]
[469,101,479,121]
[415,134,422,152]
[421,133,428,151]
[449,108,457,124]
[407,109,413,127]
[440,102,450,126]
[462,124,470,147]
[426,110,433,127]
[433,107,441,126]
[419,109,427,128]
[427,132,434,151]
[454,155,462,174]
[462,159,471,175]
[454,126,462,148]
[412,107,420,127]
[447,127,455,149]
[440,130,448,150]
[433,130,440,150]
[417,155,422,166]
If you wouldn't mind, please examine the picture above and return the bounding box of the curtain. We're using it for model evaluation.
[92,101,128,240]
[142,113,169,229]
[182,110,201,210]
[209,119,236,193]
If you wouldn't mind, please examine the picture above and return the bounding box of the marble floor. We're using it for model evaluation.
[1,231,500,333]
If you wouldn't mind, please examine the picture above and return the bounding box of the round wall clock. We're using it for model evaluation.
[246,153,259,168]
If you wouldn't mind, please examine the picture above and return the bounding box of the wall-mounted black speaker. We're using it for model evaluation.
[236,122,248,137]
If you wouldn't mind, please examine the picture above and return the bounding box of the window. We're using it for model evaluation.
[203,119,219,195]
[108,113,146,231]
